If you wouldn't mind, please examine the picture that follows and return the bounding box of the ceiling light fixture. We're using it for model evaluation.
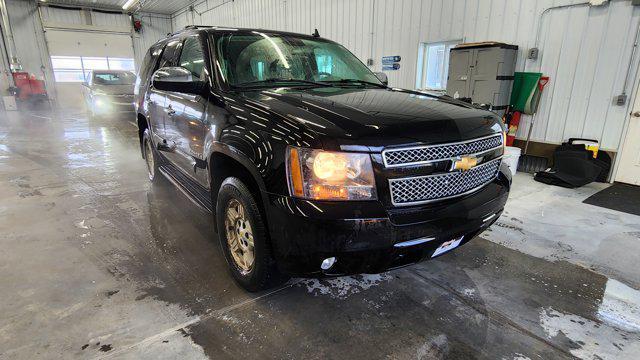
[122,0,138,10]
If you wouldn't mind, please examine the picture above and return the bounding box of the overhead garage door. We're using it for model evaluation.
[45,30,134,58]
[44,29,135,108]
[45,30,135,81]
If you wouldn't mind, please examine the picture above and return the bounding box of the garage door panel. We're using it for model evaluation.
[45,30,134,58]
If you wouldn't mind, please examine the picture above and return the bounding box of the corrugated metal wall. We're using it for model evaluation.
[172,0,640,151]
[5,0,57,99]
[132,14,173,70]
[40,5,85,25]
[4,0,173,100]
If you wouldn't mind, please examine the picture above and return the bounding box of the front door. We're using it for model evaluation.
[149,39,182,152]
[147,87,168,142]
[163,34,209,188]
[616,89,640,185]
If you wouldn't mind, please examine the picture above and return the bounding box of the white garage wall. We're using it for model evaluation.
[172,0,640,151]
[132,14,174,70]
[5,0,57,99]
[5,0,173,101]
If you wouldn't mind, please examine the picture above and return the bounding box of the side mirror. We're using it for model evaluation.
[374,72,388,86]
[152,67,207,95]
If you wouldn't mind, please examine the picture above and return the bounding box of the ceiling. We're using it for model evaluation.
[39,0,195,15]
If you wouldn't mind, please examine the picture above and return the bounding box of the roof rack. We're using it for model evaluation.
[184,25,214,30]
[167,25,214,37]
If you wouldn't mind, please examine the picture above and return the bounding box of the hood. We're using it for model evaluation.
[237,87,503,150]
[94,84,134,96]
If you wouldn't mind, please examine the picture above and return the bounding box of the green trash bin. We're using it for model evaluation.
[510,72,543,115]
[509,72,551,173]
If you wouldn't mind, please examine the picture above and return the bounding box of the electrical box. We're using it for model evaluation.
[614,94,627,106]
[3,96,17,111]
[447,42,518,116]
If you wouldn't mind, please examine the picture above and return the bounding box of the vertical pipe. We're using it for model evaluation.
[621,17,640,98]
[368,0,375,69]
[37,5,58,104]
[0,0,18,69]
[0,20,12,92]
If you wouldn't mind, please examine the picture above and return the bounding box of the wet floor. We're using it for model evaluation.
[1,109,639,359]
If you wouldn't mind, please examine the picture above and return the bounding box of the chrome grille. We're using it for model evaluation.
[389,158,502,206]
[383,134,503,167]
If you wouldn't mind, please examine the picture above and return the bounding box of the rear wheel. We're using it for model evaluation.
[142,129,159,182]
[216,177,286,292]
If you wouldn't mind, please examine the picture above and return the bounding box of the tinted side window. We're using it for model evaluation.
[179,36,206,80]
[158,39,183,69]
[140,45,162,81]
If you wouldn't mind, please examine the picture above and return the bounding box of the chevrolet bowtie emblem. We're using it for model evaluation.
[452,156,479,171]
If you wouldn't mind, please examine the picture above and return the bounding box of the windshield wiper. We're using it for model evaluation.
[321,79,387,88]
[233,78,334,88]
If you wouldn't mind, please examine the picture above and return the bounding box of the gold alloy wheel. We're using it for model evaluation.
[225,199,255,274]
[144,139,155,180]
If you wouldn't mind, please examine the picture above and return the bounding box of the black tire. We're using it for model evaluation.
[142,129,160,182]
[216,177,286,292]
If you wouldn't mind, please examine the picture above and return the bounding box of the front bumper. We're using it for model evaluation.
[93,96,135,114]
[264,163,511,276]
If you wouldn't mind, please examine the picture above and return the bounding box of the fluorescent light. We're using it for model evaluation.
[122,0,137,10]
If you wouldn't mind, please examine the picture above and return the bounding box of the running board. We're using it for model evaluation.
[158,164,213,213]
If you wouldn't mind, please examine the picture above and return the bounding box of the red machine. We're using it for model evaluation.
[11,72,48,101]
[505,111,521,146]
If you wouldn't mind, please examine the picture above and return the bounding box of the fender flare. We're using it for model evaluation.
[206,141,269,194]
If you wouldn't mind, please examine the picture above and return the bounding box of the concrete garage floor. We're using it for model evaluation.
[1,109,640,360]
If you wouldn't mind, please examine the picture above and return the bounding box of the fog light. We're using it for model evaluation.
[321,257,336,270]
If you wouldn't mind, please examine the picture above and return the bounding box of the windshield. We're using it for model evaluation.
[93,72,136,85]
[214,32,383,88]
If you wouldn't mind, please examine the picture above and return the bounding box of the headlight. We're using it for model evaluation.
[94,98,108,108]
[502,131,507,154]
[286,147,377,201]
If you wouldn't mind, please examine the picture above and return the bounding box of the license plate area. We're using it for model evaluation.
[431,236,464,258]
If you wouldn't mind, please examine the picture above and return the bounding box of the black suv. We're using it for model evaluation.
[135,26,511,291]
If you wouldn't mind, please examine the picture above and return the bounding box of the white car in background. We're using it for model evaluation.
[82,70,136,119]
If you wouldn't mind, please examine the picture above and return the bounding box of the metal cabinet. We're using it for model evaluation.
[447,43,518,115]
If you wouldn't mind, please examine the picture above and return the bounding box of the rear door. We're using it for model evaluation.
[163,34,209,188]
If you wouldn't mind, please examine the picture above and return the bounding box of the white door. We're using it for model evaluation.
[616,91,640,185]
[44,29,135,109]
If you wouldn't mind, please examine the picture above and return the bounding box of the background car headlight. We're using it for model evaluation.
[286,147,377,201]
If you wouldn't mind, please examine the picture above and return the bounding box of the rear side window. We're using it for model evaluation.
[179,36,206,80]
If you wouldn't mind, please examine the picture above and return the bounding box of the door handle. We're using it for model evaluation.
[167,105,176,116]
[632,111,640,118]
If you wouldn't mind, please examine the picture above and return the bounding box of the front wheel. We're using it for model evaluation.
[142,129,159,182]
[216,177,286,292]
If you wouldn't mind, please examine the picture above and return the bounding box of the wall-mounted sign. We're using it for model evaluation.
[382,63,401,71]
[382,55,402,64]
[382,55,401,71]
